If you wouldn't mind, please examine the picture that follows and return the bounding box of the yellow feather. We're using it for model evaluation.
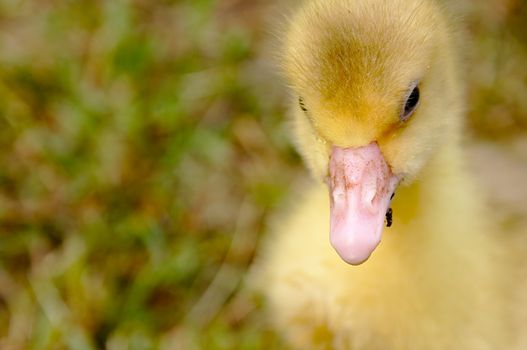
[253,0,527,348]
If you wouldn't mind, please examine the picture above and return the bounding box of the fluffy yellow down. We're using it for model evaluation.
[253,0,527,349]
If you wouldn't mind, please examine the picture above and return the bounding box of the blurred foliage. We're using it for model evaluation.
[464,0,527,136]
[0,0,525,349]
[0,1,296,349]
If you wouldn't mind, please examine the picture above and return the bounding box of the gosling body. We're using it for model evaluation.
[255,0,527,349]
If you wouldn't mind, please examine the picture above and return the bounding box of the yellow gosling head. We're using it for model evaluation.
[281,0,464,264]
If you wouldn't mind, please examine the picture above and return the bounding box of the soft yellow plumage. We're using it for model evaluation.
[253,0,527,349]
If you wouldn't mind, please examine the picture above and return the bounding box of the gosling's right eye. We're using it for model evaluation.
[401,83,420,121]
[299,97,308,112]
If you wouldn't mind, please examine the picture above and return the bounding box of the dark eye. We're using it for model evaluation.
[401,84,420,121]
[299,97,308,112]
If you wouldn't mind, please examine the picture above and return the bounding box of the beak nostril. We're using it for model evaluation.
[362,185,377,213]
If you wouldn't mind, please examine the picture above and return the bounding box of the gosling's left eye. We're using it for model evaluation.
[299,97,308,112]
[401,84,420,121]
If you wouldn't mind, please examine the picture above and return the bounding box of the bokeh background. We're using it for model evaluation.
[0,0,526,349]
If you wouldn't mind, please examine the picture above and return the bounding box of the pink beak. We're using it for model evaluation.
[328,143,399,265]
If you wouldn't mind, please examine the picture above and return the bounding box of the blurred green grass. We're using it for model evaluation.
[0,0,525,349]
